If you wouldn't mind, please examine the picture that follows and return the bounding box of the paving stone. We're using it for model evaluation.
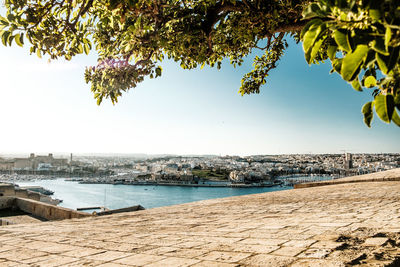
[145,256,201,267]
[297,248,332,258]
[216,243,279,254]
[239,254,296,266]
[113,253,165,265]
[282,239,317,248]
[238,238,288,246]
[291,258,345,266]
[96,263,130,267]
[173,241,209,249]
[311,241,344,250]
[197,251,252,263]
[362,237,389,246]
[84,251,132,262]
[31,242,78,253]
[148,239,183,247]
[0,238,28,246]
[0,248,48,261]
[142,246,178,255]
[0,245,16,253]
[21,255,55,264]
[270,246,306,257]
[62,259,105,266]
[191,260,239,267]
[316,222,351,227]
[62,247,106,258]
[0,261,31,267]
[311,234,341,241]
[27,255,80,267]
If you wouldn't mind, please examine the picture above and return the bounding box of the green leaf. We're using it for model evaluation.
[332,58,342,73]
[385,27,392,47]
[387,47,399,73]
[392,109,400,127]
[327,45,337,60]
[1,31,10,46]
[341,45,369,81]
[7,34,14,46]
[351,78,362,92]
[14,33,23,47]
[362,101,374,127]
[334,30,351,52]
[376,53,388,74]
[302,19,325,56]
[155,66,162,78]
[84,43,90,55]
[364,50,376,68]
[300,20,313,39]
[77,43,84,54]
[303,3,326,19]
[364,76,377,88]
[307,38,324,64]
[0,17,8,26]
[36,49,42,58]
[371,39,389,56]
[374,94,395,123]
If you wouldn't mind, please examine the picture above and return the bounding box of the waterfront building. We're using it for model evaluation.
[12,153,68,171]
[229,171,245,183]
[0,159,15,171]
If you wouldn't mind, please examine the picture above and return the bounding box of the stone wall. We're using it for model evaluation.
[14,188,29,198]
[1,183,92,223]
[0,196,14,209]
[1,183,48,202]
[0,184,15,197]
[15,198,91,221]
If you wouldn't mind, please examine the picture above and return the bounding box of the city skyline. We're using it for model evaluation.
[0,38,399,156]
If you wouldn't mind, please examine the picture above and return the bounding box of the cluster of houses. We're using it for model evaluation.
[129,153,400,184]
[1,153,398,184]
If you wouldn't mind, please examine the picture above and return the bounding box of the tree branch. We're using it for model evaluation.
[273,21,308,33]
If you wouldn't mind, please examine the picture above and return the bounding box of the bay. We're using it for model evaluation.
[16,179,292,210]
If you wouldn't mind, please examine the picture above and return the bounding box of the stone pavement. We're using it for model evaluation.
[0,169,400,266]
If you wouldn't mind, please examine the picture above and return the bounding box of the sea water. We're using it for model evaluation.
[16,179,292,210]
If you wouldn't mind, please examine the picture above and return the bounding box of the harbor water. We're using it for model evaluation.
[16,179,292,210]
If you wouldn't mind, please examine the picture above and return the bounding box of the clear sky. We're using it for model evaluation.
[0,37,399,156]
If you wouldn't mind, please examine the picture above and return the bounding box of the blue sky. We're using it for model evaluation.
[0,37,398,156]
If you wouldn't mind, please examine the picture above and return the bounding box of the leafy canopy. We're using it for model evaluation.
[1,0,400,127]
[302,0,400,127]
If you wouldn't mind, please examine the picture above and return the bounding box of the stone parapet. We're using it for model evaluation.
[14,188,29,198]
[15,198,91,221]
